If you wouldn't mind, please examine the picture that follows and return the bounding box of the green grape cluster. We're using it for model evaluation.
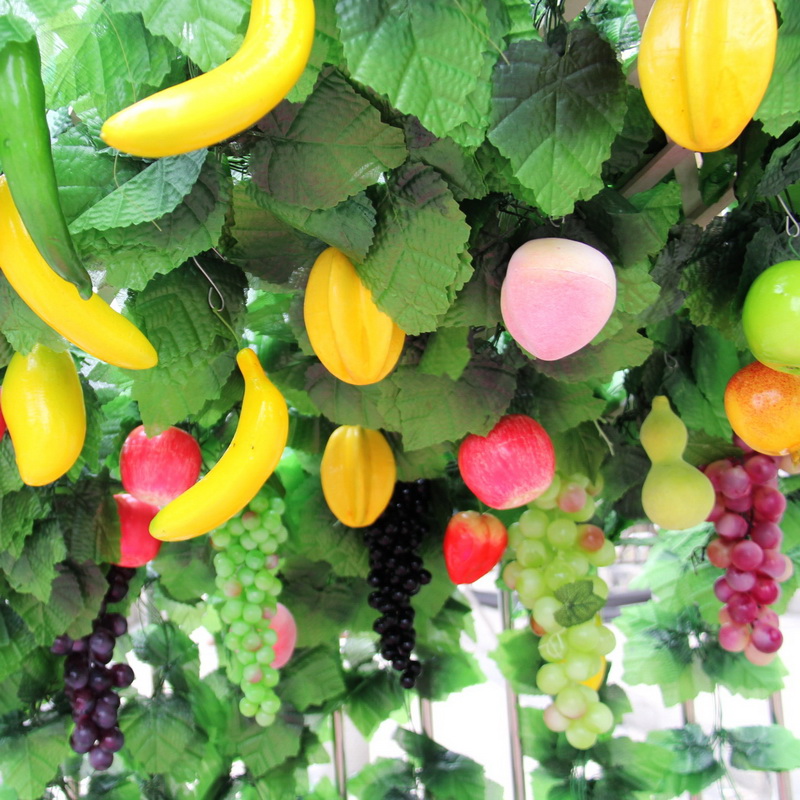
[210,490,287,727]
[502,471,618,750]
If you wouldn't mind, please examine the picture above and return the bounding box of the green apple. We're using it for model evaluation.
[742,260,800,374]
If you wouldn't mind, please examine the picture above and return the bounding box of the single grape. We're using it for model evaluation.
[51,634,73,655]
[719,465,751,499]
[89,629,115,660]
[111,663,134,688]
[751,575,780,605]
[757,608,780,627]
[72,688,96,716]
[706,537,733,569]
[532,596,564,634]
[88,745,114,771]
[565,720,597,750]
[71,722,98,753]
[538,632,568,663]
[744,453,779,484]
[518,508,549,539]
[752,485,787,522]
[88,666,113,694]
[715,512,748,540]
[515,568,546,607]
[554,686,588,720]
[727,592,759,625]
[516,539,549,569]
[713,576,735,603]
[718,622,750,653]
[577,524,605,553]
[543,703,570,732]
[99,727,125,753]
[586,539,616,568]
[744,642,777,666]
[730,540,764,572]
[566,621,600,653]
[92,701,118,730]
[759,549,789,580]
[546,518,578,549]
[704,460,732,490]
[582,701,614,734]
[564,652,602,683]
[750,623,783,654]
[64,655,90,690]
[724,493,754,514]
[556,483,587,515]
[544,559,576,591]
[536,663,569,695]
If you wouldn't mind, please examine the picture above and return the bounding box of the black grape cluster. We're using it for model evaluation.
[51,565,136,771]
[365,481,432,689]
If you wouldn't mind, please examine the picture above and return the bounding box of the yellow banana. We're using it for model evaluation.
[320,425,396,527]
[304,247,406,385]
[1,344,86,486]
[0,176,158,371]
[100,0,316,158]
[149,348,289,541]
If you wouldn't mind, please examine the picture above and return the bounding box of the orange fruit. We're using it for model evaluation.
[724,361,800,456]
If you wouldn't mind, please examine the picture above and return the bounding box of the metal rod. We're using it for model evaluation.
[332,709,347,799]
[420,697,434,739]
[769,692,793,800]
[500,590,526,800]
[681,700,702,800]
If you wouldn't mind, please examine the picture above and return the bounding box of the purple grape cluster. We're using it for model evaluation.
[51,565,136,771]
[365,481,432,689]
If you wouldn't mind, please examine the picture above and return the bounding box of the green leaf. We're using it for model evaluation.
[349,757,417,800]
[0,720,71,800]
[415,650,486,701]
[0,604,37,684]
[80,154,231,290]
[276,645,346,711]
[251,70,407,210]
[231,714,304,777]
[345,670,406,739]
[336,0,495,144]
[56,479,121,566]
[0,487,52,560]
[122,696,202,774]
[358,162,473,335]
[756,131,800,197]
[489,627,544,695]
[0,437,24,497]
[152,536,216,603]
[419,327,472,381]
[108,0,248,72]
[550,422,611,484]
[0,15,34,48]
[646,725,717,775]
[727,725,800,771]
[70,150,207,233]
[375,360,517,451]
[664,368,732,440]
[755,0,800,137]
[288,0,344,102]
[553,579,605,627]
[132,621,199,670]
[128,259,246,431]
[488,26,627,216]
[517,371,607,434]
[702,642,788,700]
[42,6,176,117]
[0,520,66,602]
[0,275,70,356]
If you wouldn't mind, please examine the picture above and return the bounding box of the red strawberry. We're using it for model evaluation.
[443,510,508,584]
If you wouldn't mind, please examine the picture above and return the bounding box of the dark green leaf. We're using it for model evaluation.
[0,520,66,602]
[0,720,71,800]
[152,536,216,602]
[276,645,347,711]
[553,580,605,626]
[346,670,406,739]
[727,725,800,771]
[349,757,417,800]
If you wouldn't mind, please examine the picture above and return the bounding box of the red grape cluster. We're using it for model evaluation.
[50,565,136,770]
[365,481,432,689]
[704,446,794,665]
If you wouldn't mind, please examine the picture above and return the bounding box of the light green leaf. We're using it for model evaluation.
[41,4,176,117]
[232,714,304,777]
[346,670,406,739]
[416,650,486,701]
[358,163,472,335]
[489,627,545,695]
[336,0,495,143]
[251,69,407,210]
[702,643,788,700]
[122,696,203,775]
[0,721,71,800]
[277,645,347,711]
[152,536,216,603]
[727,725,800,771]
[0,15,34,48]
[614,261,662,316]
[70,150,207,233]
[349,758,417,800]
[488,26,627,216]
[80,154,231,290]
[755,0,800,137]
[108,0,249,72]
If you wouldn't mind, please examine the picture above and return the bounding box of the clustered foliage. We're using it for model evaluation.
[0,0,800,797]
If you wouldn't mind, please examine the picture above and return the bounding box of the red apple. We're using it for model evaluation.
[113,493,162,567]
[120,425,202,507]
[458,414,556,509]
[264,602,297,669]
[444,510,508,584]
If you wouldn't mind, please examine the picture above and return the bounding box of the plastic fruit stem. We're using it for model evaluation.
[0,175,158,370]
[149,348,289,541]
[0,28,93,298]
[100,0,316,157]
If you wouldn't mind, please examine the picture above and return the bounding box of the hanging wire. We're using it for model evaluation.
[192,256,226,312]
[777,194,800,238]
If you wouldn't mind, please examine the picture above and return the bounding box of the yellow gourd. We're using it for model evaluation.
[320,425,396,527]
[638,0,778,153]
[640,396,715,530]
[304,247,406,385]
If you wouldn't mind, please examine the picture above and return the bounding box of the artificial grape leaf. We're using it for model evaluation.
[550,422,612,484]
[225,182,323,285]
[247,183,377,264]
[251,69,407,210]
[57,478,121,566]
[702,643,788,700]
[305,365,390,430]
[727,725,800,771]
[349,758,417,800]
[0,720,71,800]
[395,442,451,481]
[0,14,34,48]
[41,7,176,118]
[0,520,66,602]
[691,326,744,408]
[0,604,37,684]
[288,0,344,102]
[358,163,473,335]
[647,725,718,775]
[756,131,800,197]
[415,595,475,655]
[488,627,544,695]
[664,368,732,440]
[108,0,248,72]
[0,487,52,560]
[603,85,657,184]
[517,371,607,434]
[152,536,216,603]
[519,707,575,772]
[0,437,23,497]
[80,155,232,291]
[231,714,304,777]
[345,670,406,739]
[755,0,800,137]
[415,650,486,702]
[553,580,605,627]
[336,0,495,144]
[488,26,627,217]
[375,360,517,451]
[419,327,471,381]
[132,622,199,671]
[277,645,347,711]
[70,150,207,233]
[0,276,70,356]
[122,696,203,775]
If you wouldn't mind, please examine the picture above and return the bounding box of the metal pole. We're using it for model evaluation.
[420,697,434,739]
[769,692,793,800]
[500,590,526,800]
[332,709,347,799]
[681,700,702,800]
